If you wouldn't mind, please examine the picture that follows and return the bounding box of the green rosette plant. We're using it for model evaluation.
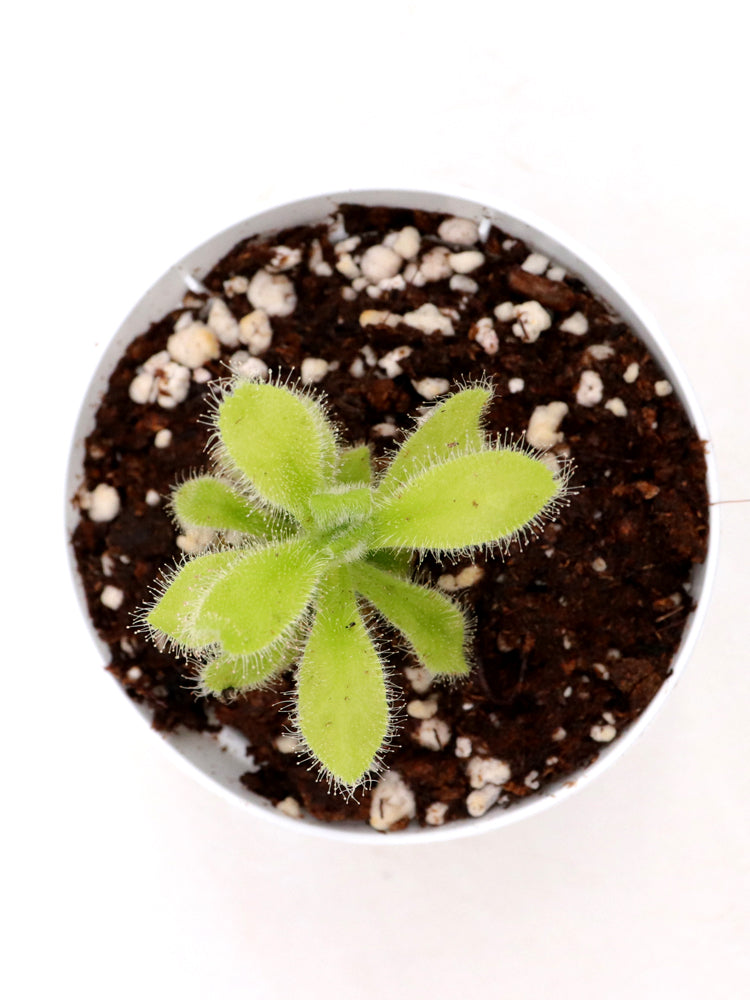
[142,376,571,789]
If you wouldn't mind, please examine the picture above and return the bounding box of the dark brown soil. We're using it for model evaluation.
[70,203,709,829]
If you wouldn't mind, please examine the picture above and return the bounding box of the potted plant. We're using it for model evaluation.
[67,188,717,840]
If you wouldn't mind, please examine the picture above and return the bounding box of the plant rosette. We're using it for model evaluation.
[67,189,718,842]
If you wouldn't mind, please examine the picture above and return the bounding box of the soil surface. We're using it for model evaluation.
[71,203,709,830]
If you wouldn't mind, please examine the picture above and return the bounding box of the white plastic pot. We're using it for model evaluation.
[66,187,719,843]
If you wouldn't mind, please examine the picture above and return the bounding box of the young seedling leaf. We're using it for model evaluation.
[378,385,491,495]
[335,444,372,486]
[200,642,294,695]
[308,487,372,531]
[147,550,238,647]
[372,447,560,553]
[296,567,389,787]
[217,380,337,518]
[172,475,279,537]
[195,538,325,656]
[349,561,470,677]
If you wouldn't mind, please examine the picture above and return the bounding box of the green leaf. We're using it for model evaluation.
[378,385,491,495]
[217,380,338,518]
[147,550,238,647]
[195,538,326,656]
[172,476,279,537]
[296,567,389,787]
[371,447,560,553]
[349,561,470,677]
[364,548,414,578]
[335,445,372,486]
[200,641,295,694]
[308,487,372,531]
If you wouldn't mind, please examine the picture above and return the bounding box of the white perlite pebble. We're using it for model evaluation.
[467,756,511,789]
[360,244,402,282]
[300,357,330,384]
[559,311,589,335]
[448,250,484,274]
[524,770,541,790]
[450,274,479,294]
[466,784,501,817]
[100,585,124,610]
[267,246,302,273]
[438,216,479,245]
[309,239,333,277]
[349,357,365,378]
[588,344,614,361]
[145,489,160,507]
[419,246,453,282]
[156,362,191,408]
[494,301,516,322]
[546,265,566,281]
[371,421,398,437]
[247,269,297,316]
[605,397,628,417]
[437,564,485,592]
[86,483,121,522]
[335,253,360,280]
[623,362,640,383]
[591,556,607,572]
[402,302,455,336]
[425,802,449,826]
[192,367,212,384]
[407,696,438,720]
[230,352,269,380]
[276,796,303,819]
[126,666,142,682]
[508,377,525,394]
[359,309,399,328]
[334,235,360,255]
[552,726,567,741]
[238,309,273,355]
[378,345,412,378]
[207,298,240,347]
[415,718,451,750]
[154,428,172,448]
[369,771,416,831]
[655,379,673,397]
[512,301,552,343]
[404,665,433,694]
[472,317,499,355]
[455,736,472,759]
[527,401,569,450]
[167,322,220,369]
[392,226,421,260]
[590,723,617,743]
[413,377,450,400]
[223,275,249,296]
[521,252,549,275]
[576,370,604,407]
[275,734,301,754]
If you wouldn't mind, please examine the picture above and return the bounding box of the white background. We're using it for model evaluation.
[3,2,749,997]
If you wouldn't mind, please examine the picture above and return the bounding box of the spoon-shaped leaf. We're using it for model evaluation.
[146,550,238,648]
[372,447,560,553]
[217,380,337,519]
[349,560,469,677]
[195,537,326,656]
[172,475,281,537]
[378,385,491,495]
[201,640,296,695]
[296,567,389,787]
[335,444,372,486]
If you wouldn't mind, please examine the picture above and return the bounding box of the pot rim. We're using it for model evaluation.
[66,185,720,844]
